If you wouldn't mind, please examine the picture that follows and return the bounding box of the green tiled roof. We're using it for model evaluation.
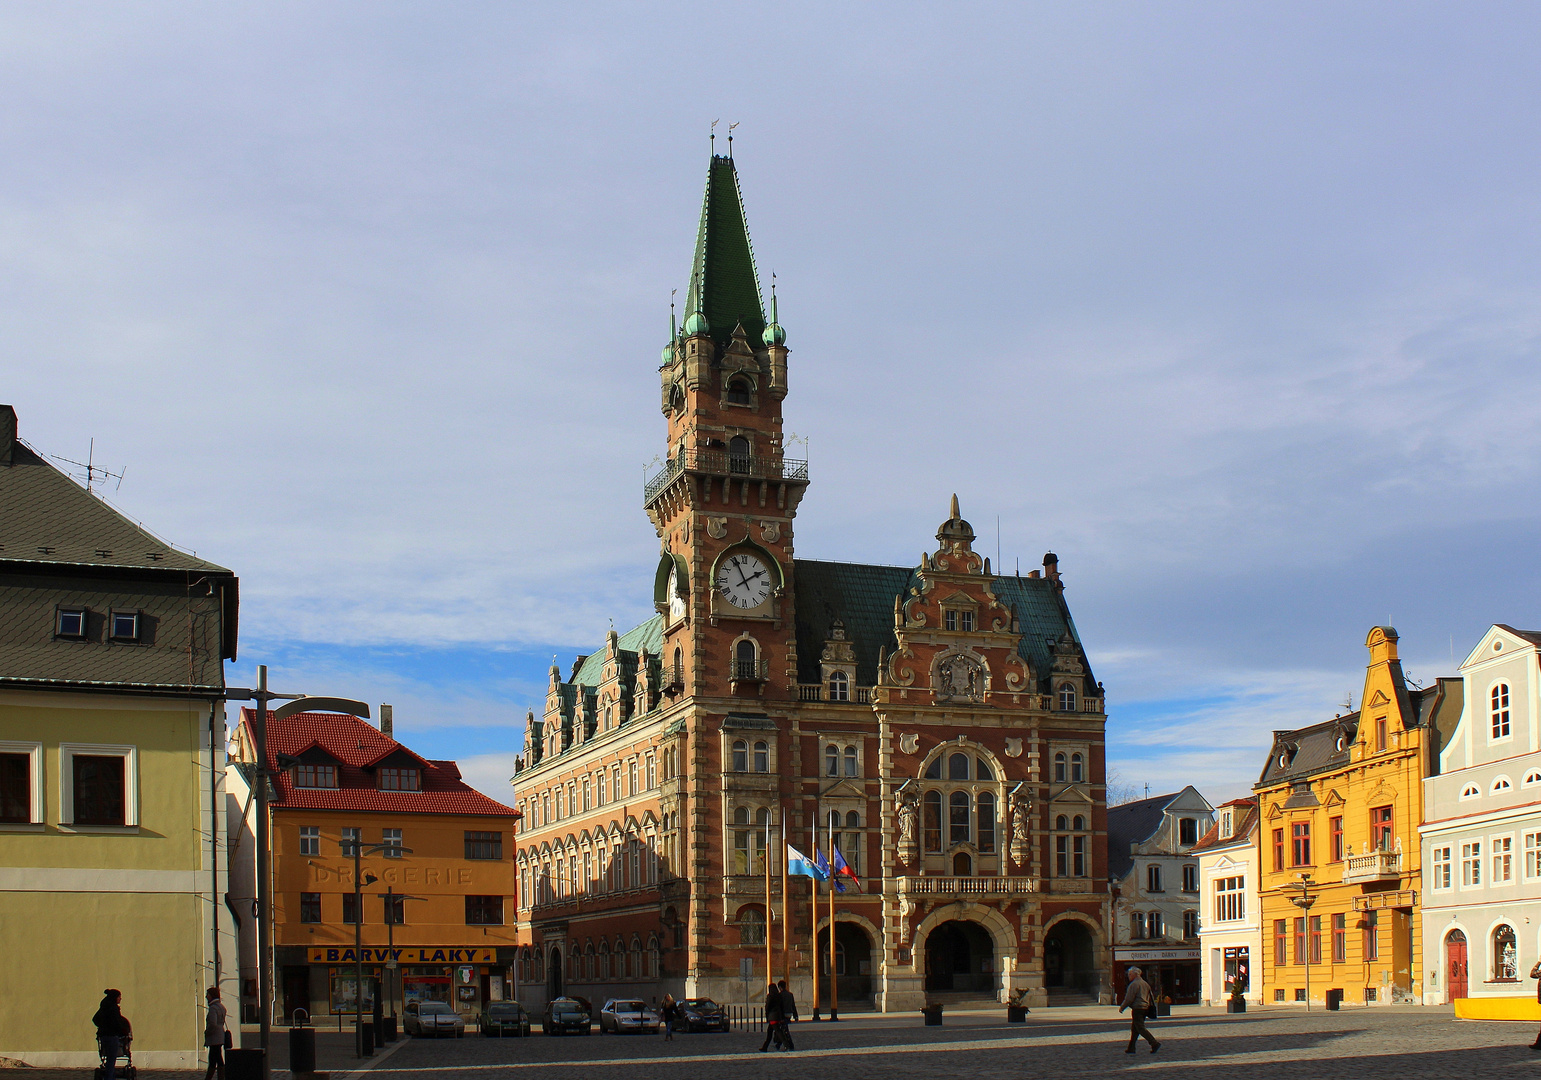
[682,155,766,348]
[990,575,1095,688]
[569,615,664,689]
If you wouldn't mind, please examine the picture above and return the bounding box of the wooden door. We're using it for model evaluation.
[1445,931,1468,1003]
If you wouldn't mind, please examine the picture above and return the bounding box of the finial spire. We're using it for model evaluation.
[950,493,960,519]
[728,121,738,158]
[670,289,677,340]
[710,118,718,153]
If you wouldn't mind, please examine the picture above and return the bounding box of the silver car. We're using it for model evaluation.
[404,1000,465,1039]
[599,999,660,1034]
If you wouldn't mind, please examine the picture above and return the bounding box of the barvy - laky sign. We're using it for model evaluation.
[308,947,497,963]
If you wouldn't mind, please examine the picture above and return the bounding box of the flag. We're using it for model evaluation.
[787,844,827,880]
[833,847,861,891]
[816,849,845,892]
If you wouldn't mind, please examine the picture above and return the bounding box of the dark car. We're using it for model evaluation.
[478,1001,531,1038]
[677,998,728,1033]
[542,997,592,1036]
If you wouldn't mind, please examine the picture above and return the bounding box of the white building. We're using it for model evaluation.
[1107,786,1215,1004]
[1421,624,1541,1010]
[1193,798,1261,1006]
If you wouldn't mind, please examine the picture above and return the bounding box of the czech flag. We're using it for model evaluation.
[815,849,845,892]
[787,845,827,880]
[833,847,861,891]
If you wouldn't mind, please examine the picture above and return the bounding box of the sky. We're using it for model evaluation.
[4,3,1541,805]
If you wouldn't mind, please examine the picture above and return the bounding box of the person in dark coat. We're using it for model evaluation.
[776,980,797,1050]
[204,986,228,1080]
[757,983,784,1052]
[1118,968,1160,1054]
[1530,961,1541,1049]
[93,989,128,1080]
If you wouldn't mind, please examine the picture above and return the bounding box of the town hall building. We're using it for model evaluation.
[508,151,1111,1011]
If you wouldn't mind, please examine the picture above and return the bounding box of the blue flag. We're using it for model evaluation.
[815,849,845,892]
[787,845,826,880]
[833,847,860,891]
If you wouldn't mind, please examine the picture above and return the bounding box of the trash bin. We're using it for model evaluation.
[923,1004,943,1026]
[289,1025,316,1074]
[1325,989,1343,1011]
[361,1021,376,1055]
[226,1048,263,1080]
[382,1016,397,1043]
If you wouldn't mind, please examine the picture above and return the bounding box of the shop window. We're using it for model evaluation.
[465,895,504,925]
[754,741,769,773]
[300,893,322,924]
[299,826,320,856]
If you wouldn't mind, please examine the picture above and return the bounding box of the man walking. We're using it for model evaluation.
[758,982,784,1052]
[1118,967,1160,1055]
[776,980,797,1051]
[203,986,228,1080]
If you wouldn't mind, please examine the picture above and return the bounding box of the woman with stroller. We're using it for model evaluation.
[92,989,129,1080]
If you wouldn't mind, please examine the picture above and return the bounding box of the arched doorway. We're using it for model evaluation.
[1043,918,1096,998]
[817,922,874,1003]
[924,920,997,994]
[1444,929,1467,1003]
[547,945,564,999]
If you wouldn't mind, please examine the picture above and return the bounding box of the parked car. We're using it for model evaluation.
[403,1000,465,1039]
[599,999,660,1034]
[542,997,592,1036]
[677,998,728,1033]
[478,1001,531,1038]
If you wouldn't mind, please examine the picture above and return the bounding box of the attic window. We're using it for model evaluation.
[1491,776,1512,794]
[944,610,974,632]
[293,764,338,789]
[378,767,421,792]
[110,611,140,641]
[1525,771,1541,788]
[1459,783,1480,800]
[726,378,752,405]
[56,608,87,639]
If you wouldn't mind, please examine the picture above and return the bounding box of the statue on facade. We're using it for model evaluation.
[897,792,920,865]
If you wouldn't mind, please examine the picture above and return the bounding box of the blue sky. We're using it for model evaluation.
[5,3,1541,804]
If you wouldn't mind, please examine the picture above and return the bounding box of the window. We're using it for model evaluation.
[1070,753,1084,783]
[1293,917,1306,964]
[582,778,591,810]
[381,828,403,858]
[1220,809,1234,840]
[825,744,839,777]
[738,907,765,946]
[299,826,320,856]
[1054,752,1067,783]
[1131,912,1146,938]
[923,792,942,852]
[844,746,857,777]
[71,754,125,826]
[728,435,750,472]
[1461,841,1482,886]
[109,610,139,641]
[1332,912,1346,962]
[1431,845,1452,889]
[1492,776,1512,794]
[1493,836,1513,883]
[466,895,504,925]
[949,753,970,781]
[842,810,863,876]
[1370,806,1393,851]
[734,639,758,679]
[1274,919,1287,966]
[56,607,88,638]
[733,740,748,772]
[612,766,622,800]
[1273,828,1285,872]
[1330,816,1344,863]
[1309,915,1322,964]
[1147,911,1163,938]
[300,893,322,924]
[1526,771,1541,788]
[1184,910,1199,939]
[1375,716,1387,752]
[1182,863,1198,892]
[1214,876,1245,922]
[0,744,40,824]
[726,379,751,406]
[829,671,850,701]
[945,610,956,631]
[754,741,769,773]
[646,755,656,789]
[949,790,971,845]
[629,761,638,795]
[1291,821,1311,866]
[294,764,338,789]
[341,827,360,857]
[1058,684,1076,711]
[383,894,405,925]
[342,893,362,924]
[1495,924,1518,980]
[1492,683,1512,739]
[465,831,502,860]
[1460,783,1480,800]
[1526,832,1541,880]
[1147,864,1163,892]
[1073,832,1086,876]
[959,610,974,631]
[1179,818,1198,846]
[977,791,996,853]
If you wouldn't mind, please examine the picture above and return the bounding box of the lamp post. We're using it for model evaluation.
[1285,874,1317,1010]
[375,887,427,1025]
[222,670,371,1080]
[351,842,414,1056]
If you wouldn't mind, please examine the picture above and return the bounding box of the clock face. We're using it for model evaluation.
[716,551,773,609]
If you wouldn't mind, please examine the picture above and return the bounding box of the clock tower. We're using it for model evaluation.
[645,151,807,701]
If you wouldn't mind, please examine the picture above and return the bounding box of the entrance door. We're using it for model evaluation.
[282,966,310,1024]
[548,946,564,999]
[1445,931,1468,1003]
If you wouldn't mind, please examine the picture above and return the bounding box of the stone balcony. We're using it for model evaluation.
[1343,850,1401,885]
[895,875,1037,899]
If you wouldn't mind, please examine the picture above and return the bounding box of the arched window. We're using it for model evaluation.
[734,639,758,680]
[672,647,683,686]
[732,739,748,772]
[1059,684,1077,711]
[1460,784,1480,800]
[949,790,971,845]
[826,744,839,776]
[1492,683,1512,739]
[948,753,971,780]
[584,943,595,981]
[923,791,943,852]
[647,936,660,978]
[976,757,994,781]
[1073,814,1086,831]
[597,941,610,980]
[924,756,942,779]
[1054,752,1067,783]
[844,746,858,776]
[829,670,850,701]
[1493,776,1513,793]
[1056,814,1068,831]
[953,851,972,876]
[630,939,643,979]
[728,435,750,473]
[739,906,766,946]
[753,741,769,772]
[1070,753,1084,783]
[1495,924,1518,981]
[978,791,996,853]
[1526,771,1541,787]
[727,379,751,406]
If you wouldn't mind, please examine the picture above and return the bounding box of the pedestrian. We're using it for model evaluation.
[1530,961,1541,1050]
[204,986,228,1080]
[1118,967,1160,1055]
[93,989,128,1080]
[776,979,797,1051]
[660,994,676,1041]
[757,982,783,1052]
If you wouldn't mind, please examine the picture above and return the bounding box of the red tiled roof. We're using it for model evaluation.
[240,709,518,818]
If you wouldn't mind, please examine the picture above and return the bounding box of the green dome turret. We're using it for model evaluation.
[762,322,785,346]
[683,310,709,336]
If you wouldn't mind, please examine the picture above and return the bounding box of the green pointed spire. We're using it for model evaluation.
[682,155,766,347]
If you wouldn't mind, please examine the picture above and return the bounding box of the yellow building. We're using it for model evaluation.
[1253,627,1460,1006]
[0,406,240,1066]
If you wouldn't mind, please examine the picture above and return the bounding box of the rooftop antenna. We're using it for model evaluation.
[728,121,738,157]
[53,438,125,496]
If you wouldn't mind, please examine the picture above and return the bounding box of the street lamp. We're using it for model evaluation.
[350,841,414,1057]
[1284,874,1316,1010]
[373,887,427,1032]
[223,667,371,1080]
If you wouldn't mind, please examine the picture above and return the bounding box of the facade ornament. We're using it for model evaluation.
[898,732,920,755]
[706,516,727,539]
[1011,795,1033,867]
[759,520,781,544]
[935,653,984,702]
[897,793,920,865]
[1004,738,1023,758]
[898,896,914,944]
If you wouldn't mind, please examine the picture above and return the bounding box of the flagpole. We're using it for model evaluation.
[781,804,791,988]
[810,811,821,1021]
[828,812,839,1022]
[764,810,773,992]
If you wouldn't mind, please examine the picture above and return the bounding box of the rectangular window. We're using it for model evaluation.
[612,766,622,801]
[377,767,420,791]
[1330,816,1344,862]
[109,610,140,641]
[1072,834,1086,877]
[56,608,87,638]
[1493,836,1513,883]
[72,755,125,826]
[1371,806,1393,851]
[1431,845,1452,890]
[1273,828,1285,872]
[465,895,504,925]
[1364,910,1379,960]
[300,893,322,924]
[646,756,656,789]
[0,751,33,824]
[342,893,361,924]
[1147,864,1163,892]
[382,828,403,858]
[1147,911,1163,938]
[383,893,404,925]
[1274,919,1288,966]
[959,611,974,631]
[298,826,320,856]
[294,764,338,789]
[924,795,943,854]
[598,773,607,806]
[1293,917,1306,964]
[1525,833,1541,880]
[1183,909,1199,938]
[1182,864,1198,892]
[949,795,970,846]
[341,826,360,857]
[945,610,957,631]
[1215,876,1245,922]
[629,761,638,797]
[1462,842,1482,886]
[1131,912,1145,939]
[582,778,591,810]
[1332,913,1346,962]
[1179,818,1198,846]
[1309,915,1322,965]
[1055,834,1068,877]
[1291,821,1311,866]
[1375,717,1387,752]
[465,831,503,860]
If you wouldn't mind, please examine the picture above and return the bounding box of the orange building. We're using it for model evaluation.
[229,709,520,1025]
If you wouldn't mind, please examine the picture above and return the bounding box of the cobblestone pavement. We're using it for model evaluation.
[351,1006,1541,1080]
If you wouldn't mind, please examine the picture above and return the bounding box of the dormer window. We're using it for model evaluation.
[378,767,420,791]
[1179,817,1198,846]
[293,764,338,789]
[944,609,975,632]
[1058,684,1077,711]
[829,671,850,701]
[110,611,140,641]
[56,608,87,638]
[1220,809,1234,839]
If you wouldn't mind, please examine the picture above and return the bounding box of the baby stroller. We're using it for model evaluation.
[94,1032,137,1080]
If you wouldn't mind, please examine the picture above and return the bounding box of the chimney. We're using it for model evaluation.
[0,405,16,464]
[380,703,393,739]
[1042,552,1060,585]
